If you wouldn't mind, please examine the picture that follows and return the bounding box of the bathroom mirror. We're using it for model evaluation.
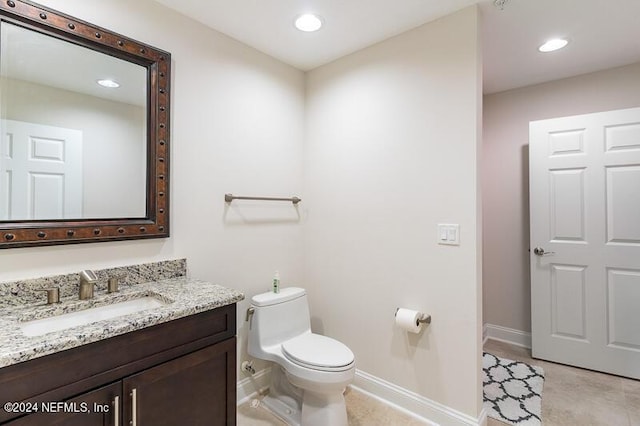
[0,0,170,248]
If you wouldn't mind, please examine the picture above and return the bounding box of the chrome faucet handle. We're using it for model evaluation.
[108,276,120,293]
[36,288,60,304]
[108,272,128,293]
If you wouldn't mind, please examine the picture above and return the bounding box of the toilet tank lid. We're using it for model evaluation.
[251,287,306,307]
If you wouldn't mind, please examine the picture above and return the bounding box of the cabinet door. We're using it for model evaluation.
[6,382,121,426]
[123,338,236,426]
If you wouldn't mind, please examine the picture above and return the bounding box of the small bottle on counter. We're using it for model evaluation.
[272,271,280,294]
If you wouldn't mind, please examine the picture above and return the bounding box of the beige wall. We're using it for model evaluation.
[304,6,483,418]
[1,0,306,374]
[483,62,640,332]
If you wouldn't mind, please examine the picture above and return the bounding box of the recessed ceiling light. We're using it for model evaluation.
[97,79,120,88]
[294,14,323,32]
[538,38,569,53]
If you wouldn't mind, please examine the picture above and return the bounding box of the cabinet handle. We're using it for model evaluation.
[113,395,119,426]
[130,388,137,426]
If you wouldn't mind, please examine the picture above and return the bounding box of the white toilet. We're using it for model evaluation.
[247,287,355,426]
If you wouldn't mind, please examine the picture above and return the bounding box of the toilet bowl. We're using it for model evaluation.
[247,287,355,426]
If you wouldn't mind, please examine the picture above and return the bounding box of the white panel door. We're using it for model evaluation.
[0,120,82,220]
[530,107,640,379]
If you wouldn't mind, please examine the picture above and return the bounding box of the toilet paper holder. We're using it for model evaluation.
[395,308,431,324]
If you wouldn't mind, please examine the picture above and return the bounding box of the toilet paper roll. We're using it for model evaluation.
[395,308,424,334]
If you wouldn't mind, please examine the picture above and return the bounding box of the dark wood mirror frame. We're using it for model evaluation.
[0,0,170,248]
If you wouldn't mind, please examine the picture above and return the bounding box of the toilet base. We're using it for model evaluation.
[261,366,303,425]
[261,365,349,426]
[301,389,348,426]
[261,394,301,426]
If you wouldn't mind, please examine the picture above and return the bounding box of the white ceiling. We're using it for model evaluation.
[153,0,640,94]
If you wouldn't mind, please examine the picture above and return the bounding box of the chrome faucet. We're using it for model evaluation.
[79,270,98,300]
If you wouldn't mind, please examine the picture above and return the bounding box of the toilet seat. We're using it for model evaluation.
[282,333,354,372]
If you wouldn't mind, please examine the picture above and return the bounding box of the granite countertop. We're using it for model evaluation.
[0,277,244,368]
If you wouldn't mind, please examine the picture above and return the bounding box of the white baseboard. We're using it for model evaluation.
[238,367,487,425]
[352,370,486,426]
[237,367,271,405]
[478,407,487,426]
[483,323,531,349]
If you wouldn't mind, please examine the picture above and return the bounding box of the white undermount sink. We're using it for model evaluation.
[19,297,167,337]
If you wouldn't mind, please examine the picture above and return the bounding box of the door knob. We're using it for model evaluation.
[533,247,555,256]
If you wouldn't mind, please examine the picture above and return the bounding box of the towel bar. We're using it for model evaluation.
[224,193,301,204]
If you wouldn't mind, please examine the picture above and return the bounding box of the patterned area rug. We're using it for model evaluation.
[483,352,545,426]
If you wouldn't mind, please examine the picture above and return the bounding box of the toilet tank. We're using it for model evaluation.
[248,287,311,355]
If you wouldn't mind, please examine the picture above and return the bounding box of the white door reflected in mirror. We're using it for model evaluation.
[0,120,82,220]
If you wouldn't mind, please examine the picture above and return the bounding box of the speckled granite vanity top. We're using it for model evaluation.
[0,259,244,368]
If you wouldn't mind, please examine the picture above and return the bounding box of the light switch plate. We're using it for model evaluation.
[437,224,460,245]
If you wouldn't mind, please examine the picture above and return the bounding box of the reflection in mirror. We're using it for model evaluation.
[0,22,147,220]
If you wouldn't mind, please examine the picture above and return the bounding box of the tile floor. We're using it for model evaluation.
[237,386,425,425]
[237,340,640,425]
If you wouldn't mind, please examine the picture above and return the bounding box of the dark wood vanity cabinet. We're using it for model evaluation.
[0,304,237,426]
[123,341,234,425]
[6,383,120,426]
